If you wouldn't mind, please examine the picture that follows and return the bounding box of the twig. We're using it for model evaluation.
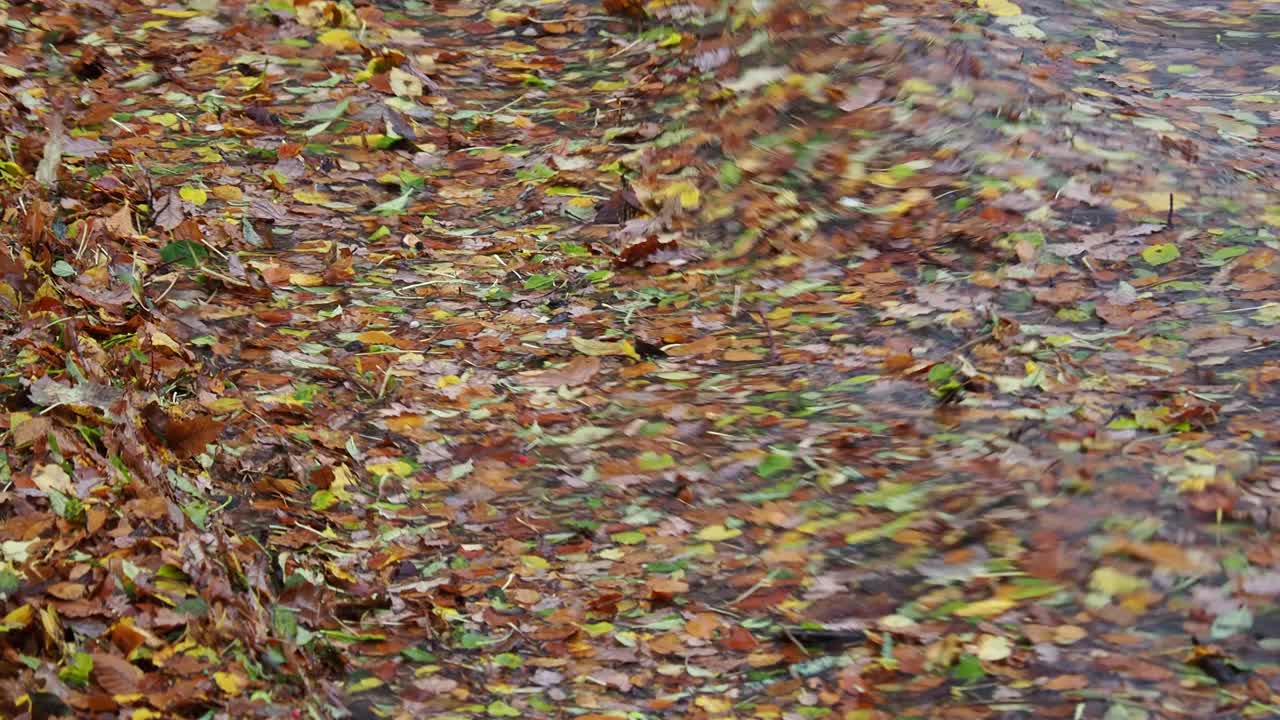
[782,626,811,657]
[376,362,395,399]
[731,569,782,606]
[753,304,778,360]
[946,329,995,358]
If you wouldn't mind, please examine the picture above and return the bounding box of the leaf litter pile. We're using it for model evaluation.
[1,0,1279,717]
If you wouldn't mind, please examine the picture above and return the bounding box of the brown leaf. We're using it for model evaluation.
[518,356,601,387]
[46,582,86,600]
[102,205,137,238]
[152,191,185,231]
[92,653,143,695]
[1043,674,1089,691]
[143,403,224,459]
[1102,539,1212,574]
[839,78,886,111]
[12,415,52,449]
[664,335,720,357]
[721,625,759,652]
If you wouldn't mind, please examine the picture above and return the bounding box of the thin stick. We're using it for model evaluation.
[754,305,778,360]
[731,569,781,606]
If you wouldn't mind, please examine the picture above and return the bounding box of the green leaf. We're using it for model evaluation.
[741,479,798,503]
[371,190,413,215]
[160,240,208,268]
[951,653,985,683]
[719,161,742,187]
[46,489,84,521]
[1141,243,1180,266]
[1204,246,1248,266]
[0,570,19,598]
[59,652,93,687]
[610,530,647,545]
[401,646,436,663]
[776,279,827,298]
[852,482,926,512]
[487,700,521,717]
[311,490,338,511]
[1210,607,1253,640]
[51,260,76,278]
[927,363,957,386]
[182,500,211,529]
[272,606,298,642]
[458,631,499,649]
[636,451,674,471]
[523,274,557,290]
[544,426,614,446]
[1104,704,1150,720]
[494,652,524,669]
[756,452,794,479]
[516,164,557,183]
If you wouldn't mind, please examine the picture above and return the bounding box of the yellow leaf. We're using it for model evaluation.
[152,9,199,17]
[32,463,74,496]
[570,336,640,361]
[347,676,384,693]
[356,330,397,345]
[656,181,701,209]
[883,188,931,216]
[1089,567,1148,596]
[327,561,356,583]
[696,524,742,542]
[499,41,538,54]
[293,190,331,205]
[868,171,899,187]
[954,597,1016,618]
[288,273,324,287]
[331,465,356,502]
[1,604,33,629]
[389,67,423,98]
[978,0,1022,16]
[976,634,1012,661]
[1262,207,1280,227]
[150,113,179,128]
[317,29,360,51]
[206,397,243,413]
[384,415,423,432]
[1053,625,1087,644]
[695,696,733,714]
[366,460,413,478]
[150,328,182,353]
[486,9,528,25]
[214,671,246,696]
[899,78,936,95]
[1137,191,1190,212]
[211,185,243,202]
[592,79,629,92]
[521,555,549,570]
